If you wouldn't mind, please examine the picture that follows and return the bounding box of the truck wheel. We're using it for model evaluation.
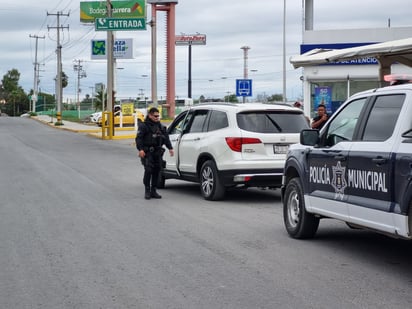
[283,177,319,239]
[200,160,225,201]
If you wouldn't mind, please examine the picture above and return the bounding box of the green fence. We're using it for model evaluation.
[37,110,95,121]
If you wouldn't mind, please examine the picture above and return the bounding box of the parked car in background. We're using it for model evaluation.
[90,111,103,123]
[159,102,310,200]
[90,105,144,126]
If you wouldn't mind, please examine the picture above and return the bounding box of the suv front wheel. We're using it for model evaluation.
[200,160,225,201]
[283,177,319,238]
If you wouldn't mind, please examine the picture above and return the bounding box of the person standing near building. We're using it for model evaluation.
[311,104,329,130]
[136,107,174,200]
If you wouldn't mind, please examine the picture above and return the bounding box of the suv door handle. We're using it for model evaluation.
[372,157,387,165]
[334,155,346,161]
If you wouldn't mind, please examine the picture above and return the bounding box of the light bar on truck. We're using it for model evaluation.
[384,74,412,85]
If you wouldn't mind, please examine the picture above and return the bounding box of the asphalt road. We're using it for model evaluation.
[1,117,412,309]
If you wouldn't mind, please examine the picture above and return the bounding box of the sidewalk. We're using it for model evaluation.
[32,115,137,140]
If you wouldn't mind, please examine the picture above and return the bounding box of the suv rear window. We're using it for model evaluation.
[237,111,309,133]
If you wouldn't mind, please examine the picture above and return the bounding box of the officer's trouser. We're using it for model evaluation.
[141,150,162,189]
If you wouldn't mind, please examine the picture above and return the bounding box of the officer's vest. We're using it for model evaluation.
[143,122,164,147]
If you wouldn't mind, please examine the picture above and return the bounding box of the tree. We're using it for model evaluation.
[2,69,20,92]
[61,71,68,89]
[267,94,284,102]
[224,94,239,103]
[81,94,93,110]
[93,90,107,111]
[0,69,29,116]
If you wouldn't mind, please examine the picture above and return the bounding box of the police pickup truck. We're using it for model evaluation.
[282,75,412,240]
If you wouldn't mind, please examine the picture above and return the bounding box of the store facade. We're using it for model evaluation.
[299,1,412,118]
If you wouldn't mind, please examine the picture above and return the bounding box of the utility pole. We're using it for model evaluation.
[89,86,95,111]
[282,0,287,103]
[29,34,45,113]
[73,59,87,119]
[106,0,115,137]
[47,11,69,125]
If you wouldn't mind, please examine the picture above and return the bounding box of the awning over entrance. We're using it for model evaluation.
[290,38,412,82]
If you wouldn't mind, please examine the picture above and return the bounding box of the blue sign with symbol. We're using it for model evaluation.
[236,79,252,97]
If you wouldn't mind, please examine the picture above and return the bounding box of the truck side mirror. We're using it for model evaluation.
[300,129,319,146]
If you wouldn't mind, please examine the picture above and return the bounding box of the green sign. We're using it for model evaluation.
[95,18,146,31]
[80,1,146,23]
[92,40,106,56]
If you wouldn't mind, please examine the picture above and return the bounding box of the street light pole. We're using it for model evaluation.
[221,76,227,101]
[240,46,250,103]
[282,0,287,103]
[188,44,192,99]
[140,74,149,102]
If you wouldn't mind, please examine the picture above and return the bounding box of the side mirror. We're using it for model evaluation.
[402,128,412,138]
[300,129,319,146]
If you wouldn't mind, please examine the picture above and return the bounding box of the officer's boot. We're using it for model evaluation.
[150,187,162,199]
[145,187,151,200]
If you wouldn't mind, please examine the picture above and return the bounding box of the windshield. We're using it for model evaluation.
[237,111,309,133]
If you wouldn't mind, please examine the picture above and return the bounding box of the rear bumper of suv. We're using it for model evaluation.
[220,168,284,188]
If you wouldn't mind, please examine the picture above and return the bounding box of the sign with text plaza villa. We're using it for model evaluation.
[95,18,146,31]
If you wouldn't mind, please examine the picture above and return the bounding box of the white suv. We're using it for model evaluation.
[160,103,309,200]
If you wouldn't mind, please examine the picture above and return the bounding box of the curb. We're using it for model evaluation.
[32,116,136,140]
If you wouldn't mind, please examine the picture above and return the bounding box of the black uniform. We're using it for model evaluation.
[135,117,173,198]
[311,114,328,130]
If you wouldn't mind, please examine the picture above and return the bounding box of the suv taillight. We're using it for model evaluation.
[225,137,262,152]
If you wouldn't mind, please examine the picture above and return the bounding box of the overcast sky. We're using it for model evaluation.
[1,0,411,103]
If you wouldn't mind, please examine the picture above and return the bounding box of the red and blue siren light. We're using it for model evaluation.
[384,74,412,85]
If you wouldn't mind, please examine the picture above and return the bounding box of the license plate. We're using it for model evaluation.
[273,144,289,154]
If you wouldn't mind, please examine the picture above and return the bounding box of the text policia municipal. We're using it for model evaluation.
[310,165,388,193]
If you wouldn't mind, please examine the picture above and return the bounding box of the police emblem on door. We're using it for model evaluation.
[332,161,347,200]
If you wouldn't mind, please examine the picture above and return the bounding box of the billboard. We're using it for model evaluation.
[80,1,146,23]
[175,34,206,46]
[91,39,134,60]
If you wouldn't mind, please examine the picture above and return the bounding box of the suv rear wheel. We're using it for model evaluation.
[200,160,225,201]
[283,177,319,238]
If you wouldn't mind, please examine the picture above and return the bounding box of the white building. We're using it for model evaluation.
[299,0,412,118]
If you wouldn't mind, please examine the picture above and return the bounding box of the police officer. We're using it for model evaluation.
[136,107,174,200]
